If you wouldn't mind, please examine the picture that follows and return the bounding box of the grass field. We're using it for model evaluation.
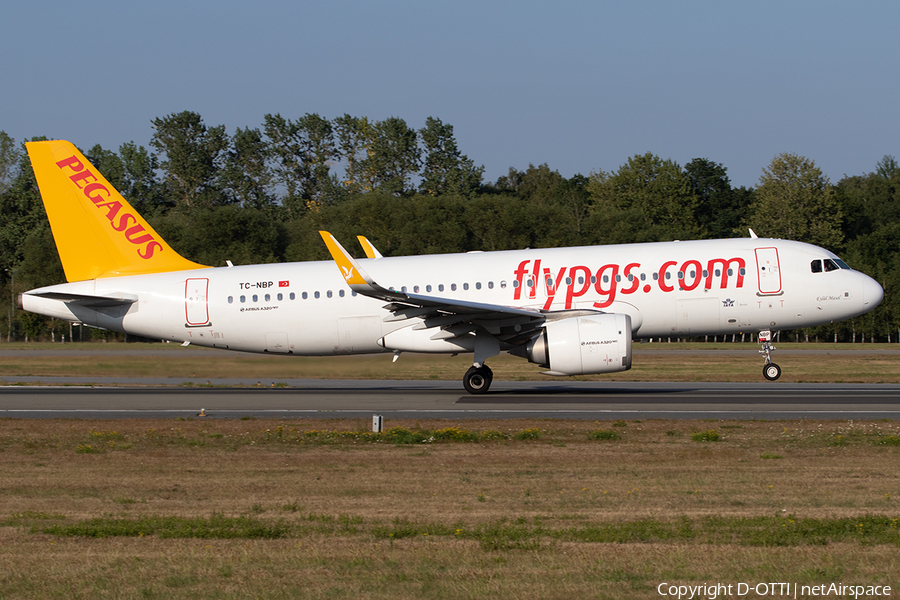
[1,417,899,598]
[0,341,898,384]
[0,342,898,598]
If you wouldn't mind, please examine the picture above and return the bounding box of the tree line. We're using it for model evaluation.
[0,111,897,343]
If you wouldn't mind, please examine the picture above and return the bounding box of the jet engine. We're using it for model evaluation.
[510,314,632,376]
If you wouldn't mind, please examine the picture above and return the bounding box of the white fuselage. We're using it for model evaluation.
[22,238,883,356]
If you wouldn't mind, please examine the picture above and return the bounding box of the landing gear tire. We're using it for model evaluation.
[763,363,782,381]
[463,365,493,395]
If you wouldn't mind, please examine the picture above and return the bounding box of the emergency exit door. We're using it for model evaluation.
[185,278,210,326]
[754,247,782,295]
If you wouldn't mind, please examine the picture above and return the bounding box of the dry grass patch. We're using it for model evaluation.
[1,417,900,597]
[0,342,898,383]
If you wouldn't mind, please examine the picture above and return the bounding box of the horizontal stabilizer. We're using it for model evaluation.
[27,291,138,308]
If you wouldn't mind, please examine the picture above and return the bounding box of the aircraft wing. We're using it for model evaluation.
[319,231,599,345]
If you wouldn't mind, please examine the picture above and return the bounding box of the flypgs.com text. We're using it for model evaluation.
[512,257,747,309]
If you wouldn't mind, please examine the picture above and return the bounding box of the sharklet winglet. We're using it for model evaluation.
[357,235,384,259]
[319,231,399,302]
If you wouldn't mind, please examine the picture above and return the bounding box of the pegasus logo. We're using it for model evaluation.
[341,265,354,281]
[55,155,163,260]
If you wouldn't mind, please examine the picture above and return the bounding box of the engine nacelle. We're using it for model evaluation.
[511,314,632,376]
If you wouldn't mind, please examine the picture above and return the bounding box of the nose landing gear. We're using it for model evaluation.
[758,330,781,381]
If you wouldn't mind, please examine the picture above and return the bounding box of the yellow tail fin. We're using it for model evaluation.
[26,140,209,282]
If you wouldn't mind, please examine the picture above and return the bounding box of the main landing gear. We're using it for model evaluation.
[758,330,781,381]
[463,364,493,394]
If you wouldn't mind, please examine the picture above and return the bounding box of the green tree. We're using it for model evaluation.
[418,117,483,197]
[747,153,842,248]
[684,158,754,239]
[150,111,230,209]
[493,164,565,204]
[333,114,372,194]
[363,117,421,195]
[0,131,21,195]
[264,113,340,215]
[837,155,900,241]
[222,126,275,210]
[85,144,126,191]
[152,205,288,267]
[0,137,47,285]
[118,142,163,213]
[587,153,701,240]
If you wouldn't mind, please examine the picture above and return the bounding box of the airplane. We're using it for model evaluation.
[19,140,884,393]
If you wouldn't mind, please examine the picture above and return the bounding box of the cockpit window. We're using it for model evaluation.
[813,258,852,273]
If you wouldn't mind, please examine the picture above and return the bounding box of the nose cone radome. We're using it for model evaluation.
[863,274,884,309]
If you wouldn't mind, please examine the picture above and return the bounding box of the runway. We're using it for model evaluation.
[1,379,899,420]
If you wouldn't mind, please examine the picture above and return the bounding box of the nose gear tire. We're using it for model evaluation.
[763,363,782,381]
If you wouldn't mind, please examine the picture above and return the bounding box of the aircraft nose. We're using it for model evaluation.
[862,274,884,308]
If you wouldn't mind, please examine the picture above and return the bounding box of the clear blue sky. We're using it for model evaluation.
[3,1,897,188]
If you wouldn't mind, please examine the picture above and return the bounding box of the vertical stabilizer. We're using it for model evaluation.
[26,140,209,281]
